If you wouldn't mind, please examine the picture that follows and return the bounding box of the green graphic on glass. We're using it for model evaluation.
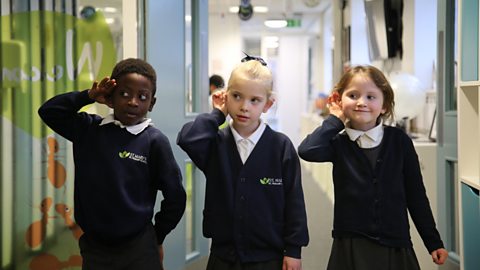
[1,10,117,138]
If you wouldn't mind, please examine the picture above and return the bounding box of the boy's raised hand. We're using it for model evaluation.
[212,90,228,116]
[88,77,116,107]
[327,91,346,123]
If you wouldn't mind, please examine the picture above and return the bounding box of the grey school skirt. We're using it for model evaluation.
[327,237,420,270]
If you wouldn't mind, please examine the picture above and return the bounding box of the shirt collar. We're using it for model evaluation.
[230,118,266,145]
[100,114,153,135]
[344,120,384,148]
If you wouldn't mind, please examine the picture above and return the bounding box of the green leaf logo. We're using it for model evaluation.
[119,151,130,158]
[260,178,270,185]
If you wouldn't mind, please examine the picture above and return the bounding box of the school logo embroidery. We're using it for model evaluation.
[259,177,283,186]
[118,151,147,164]
[118,151,130,158]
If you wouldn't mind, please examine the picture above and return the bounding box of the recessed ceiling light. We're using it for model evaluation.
[253,6,268,13]
[264,19,287,28]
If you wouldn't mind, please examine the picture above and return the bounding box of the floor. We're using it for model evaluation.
[301,168,333,270]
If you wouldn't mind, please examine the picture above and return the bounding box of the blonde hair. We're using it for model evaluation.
[227,60,273,98]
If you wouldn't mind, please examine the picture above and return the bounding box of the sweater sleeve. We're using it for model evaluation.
[282,140,309,258]
[37,90,96,141]
[402,135,444,253]
[297,115,344,162]
[176,109,226,171]
[151,132,186,245]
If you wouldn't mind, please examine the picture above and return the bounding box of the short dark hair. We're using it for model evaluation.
[110,58,157,95]
[209,74,225,89]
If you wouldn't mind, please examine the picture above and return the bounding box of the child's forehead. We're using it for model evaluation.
[118,73,153,87]
[229,79,269,95]
[343,77,383,95]
[118,72,149,81]
[346,74,377,88]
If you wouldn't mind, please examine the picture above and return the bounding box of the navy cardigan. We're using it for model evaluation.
[298,115,444,253]
[38,90,186,245]
[177,109,309,262]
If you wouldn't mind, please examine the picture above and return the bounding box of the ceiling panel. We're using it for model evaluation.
[208,0,329,35]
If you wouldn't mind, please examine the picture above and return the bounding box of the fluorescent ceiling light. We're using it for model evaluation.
[229,6,269,13]
[264,19,287,28]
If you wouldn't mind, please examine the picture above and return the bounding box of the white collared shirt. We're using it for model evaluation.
[230,119,266,164]
[100,114,153,135]
[344,121,384,149]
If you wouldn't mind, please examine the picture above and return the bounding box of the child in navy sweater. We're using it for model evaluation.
[177,55,309,270]
[298,65,448,270]
[38,58,186,270]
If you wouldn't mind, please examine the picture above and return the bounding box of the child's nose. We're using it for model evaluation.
[357,97,367,106]
[240,101,248,111]
[128,97,139,106]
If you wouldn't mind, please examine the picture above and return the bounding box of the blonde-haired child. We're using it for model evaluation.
[178,54,309,270]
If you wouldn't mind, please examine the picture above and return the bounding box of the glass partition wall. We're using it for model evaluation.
[0,1,143,269]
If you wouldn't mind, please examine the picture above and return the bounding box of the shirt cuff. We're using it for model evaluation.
[81,89,96,103]
[284,245,302,259]
[212,108,227,126]
[155,232,167,245]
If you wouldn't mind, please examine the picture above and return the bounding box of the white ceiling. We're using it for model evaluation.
[208,0,330,36]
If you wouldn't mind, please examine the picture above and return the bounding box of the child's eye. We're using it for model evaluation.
[233,93,241,100]
[251,98,260,103]
[139,94,148,101]
[120,91,129,97]
[367,95,376,100]
[348,93,357,99]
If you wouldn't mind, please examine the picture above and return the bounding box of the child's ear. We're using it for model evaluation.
[105,95,114,108]
[262,98,274,113]
[223,90,228,103]
[148,97,157,112]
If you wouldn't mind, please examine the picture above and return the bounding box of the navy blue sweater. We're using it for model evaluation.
[38,90,186,245]
[177,109,309,262]
[298,115,444,253]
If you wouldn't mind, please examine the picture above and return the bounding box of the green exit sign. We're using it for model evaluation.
[287,19,301,27]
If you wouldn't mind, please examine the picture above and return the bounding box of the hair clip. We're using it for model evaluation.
[241,52,267,66]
